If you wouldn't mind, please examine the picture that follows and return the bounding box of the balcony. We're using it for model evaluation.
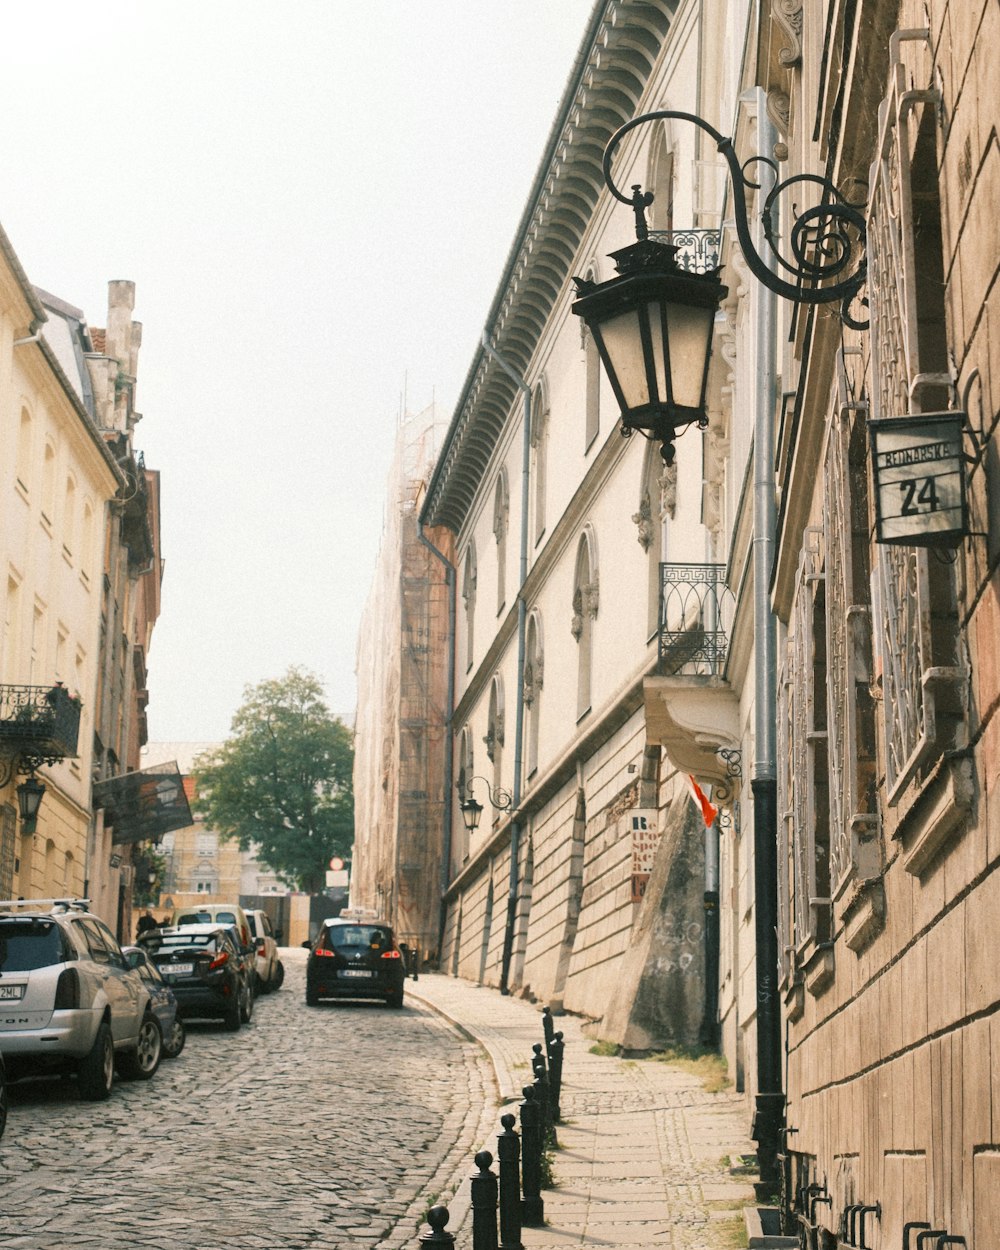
[645,564,739,797]
[0,683,82,762]
[657,563,733,676]
[648,228,721,274]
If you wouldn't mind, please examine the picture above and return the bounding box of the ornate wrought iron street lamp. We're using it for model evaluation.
[572,109,867,464]
[459,776,513,834]
[16,774,46,834]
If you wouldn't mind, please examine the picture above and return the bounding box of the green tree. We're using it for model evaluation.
[194,667,353,893]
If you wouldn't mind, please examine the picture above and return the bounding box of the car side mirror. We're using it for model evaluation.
[255,937,265,951]
[124,949,143,970]
[301,940,311,949]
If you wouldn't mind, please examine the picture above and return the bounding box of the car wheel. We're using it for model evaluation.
[223,991,242,1031]
[162,1016,186,1059]
[78,1022,115,1100]
[240,980,254,1024]
[387,989,404,1009]
[119,1012,163,1080]
[306,987,319,1007]
[272,960,284,991]
[0,1063,8,1139]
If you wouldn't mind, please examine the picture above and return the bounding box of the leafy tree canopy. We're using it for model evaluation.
[193,667,353,893]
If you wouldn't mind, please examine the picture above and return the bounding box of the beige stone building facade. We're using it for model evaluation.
[0,226,123,908]
[354,0,1000,1239]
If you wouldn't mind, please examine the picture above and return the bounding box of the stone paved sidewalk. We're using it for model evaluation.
[407,974,756,1249]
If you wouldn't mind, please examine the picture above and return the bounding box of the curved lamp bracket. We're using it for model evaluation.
[603,110,868,329]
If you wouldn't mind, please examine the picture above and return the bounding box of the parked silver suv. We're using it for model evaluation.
[0,899,162,1100]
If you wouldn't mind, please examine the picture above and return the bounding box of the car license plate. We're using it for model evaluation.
[0,984,23,1000]
[169,963,194,976]
[341,969,372,979]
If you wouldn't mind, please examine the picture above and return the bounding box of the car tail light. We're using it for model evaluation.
[208,950,230,971]
[313,947,336,957]
[381,950,402,960]
[54,967,80,1009]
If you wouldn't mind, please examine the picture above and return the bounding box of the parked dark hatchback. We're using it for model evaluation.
[303,920,405,1008]
[137,925,251,1031]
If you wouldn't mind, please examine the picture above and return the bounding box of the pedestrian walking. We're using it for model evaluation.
[136,908,159,939]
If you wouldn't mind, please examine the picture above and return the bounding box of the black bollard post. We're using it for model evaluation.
[519,1086,544,1226]
[471,1150,499,1250]
[547,1032,564,1122]
[541,1005,554,1051]
[419,1206,455,1247]
[497,1114,523,1250]
[531,1047,554,1149]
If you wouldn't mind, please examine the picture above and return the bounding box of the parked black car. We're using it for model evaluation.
[303,919,405,1008]
[137,925,252,1031]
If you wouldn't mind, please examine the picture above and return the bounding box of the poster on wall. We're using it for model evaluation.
[630,808,659,903]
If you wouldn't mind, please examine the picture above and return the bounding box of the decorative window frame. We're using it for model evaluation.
[866,40,968,821]
[777,530,832,987]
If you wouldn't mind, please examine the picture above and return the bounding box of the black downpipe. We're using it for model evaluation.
[699,887,720,1047]
[751,776,784,1199]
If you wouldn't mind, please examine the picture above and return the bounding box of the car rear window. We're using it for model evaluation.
[176,912,212,925]
[325,925,391,950]
[139,932,220,954]
[246,915,258,936]
[0,920,69,970]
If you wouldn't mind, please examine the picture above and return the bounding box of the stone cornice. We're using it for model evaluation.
[420,0,678,535]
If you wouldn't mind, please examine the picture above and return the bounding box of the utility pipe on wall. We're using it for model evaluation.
[480,331,531,995]
[743,85,784,1199]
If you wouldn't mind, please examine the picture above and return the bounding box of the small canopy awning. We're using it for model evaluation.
[92,761,193,844]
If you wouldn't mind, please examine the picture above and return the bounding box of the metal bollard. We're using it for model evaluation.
[471,1150,499,1250]
[497,1114,523,1250]
[531,1047,554,1148]
[419,1206,455,1247]
[519,1086,545,1227]
[547,1032,564,1122]
[541,1005,554,1050]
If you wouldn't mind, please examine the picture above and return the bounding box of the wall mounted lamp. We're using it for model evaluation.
[16,774,46,835]
[572,109,868,464]
[458,776,513,834]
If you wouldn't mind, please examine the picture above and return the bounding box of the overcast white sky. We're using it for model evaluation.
[1,1,596,740]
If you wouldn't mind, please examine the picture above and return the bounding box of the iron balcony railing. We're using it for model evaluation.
[648,228,721,274]
[0,683,82,758]
[657,563,733,676]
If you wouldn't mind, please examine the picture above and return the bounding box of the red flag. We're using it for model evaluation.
[687,775,718,827]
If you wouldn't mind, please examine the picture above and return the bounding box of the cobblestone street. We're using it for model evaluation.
[0,950,494,1250]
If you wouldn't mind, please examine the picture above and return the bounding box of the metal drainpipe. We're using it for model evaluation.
[742,86,784,1199]
[480,331,531,996]
[417,523,456,965]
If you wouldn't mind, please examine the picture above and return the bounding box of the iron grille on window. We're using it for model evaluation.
[777,534,831,959]
[867,51,965,805]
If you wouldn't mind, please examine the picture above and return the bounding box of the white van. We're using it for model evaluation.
[171,903,251,950]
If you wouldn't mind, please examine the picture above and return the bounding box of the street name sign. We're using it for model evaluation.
[870,412,967,546]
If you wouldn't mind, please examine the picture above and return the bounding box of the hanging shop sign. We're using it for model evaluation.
[630,809,659,903]
[870,412,968,546]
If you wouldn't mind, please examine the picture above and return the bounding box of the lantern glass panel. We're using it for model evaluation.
[597,307,654,412]
[664,302,714,412]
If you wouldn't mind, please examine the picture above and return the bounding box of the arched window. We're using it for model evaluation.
[572,528,599,718]
[462,543,477,672]
[41,442,56,525]
[524,610,544,779]
[531,382,549,545]
[582,269,601,450]
[81,500,95,586]
[458,726,475,859]
[493,470,509,614]
[635,442,677,636]
[16,408,32,493]
[63,475,77,560]
[648,124,675,234]
[485,676,505,804]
